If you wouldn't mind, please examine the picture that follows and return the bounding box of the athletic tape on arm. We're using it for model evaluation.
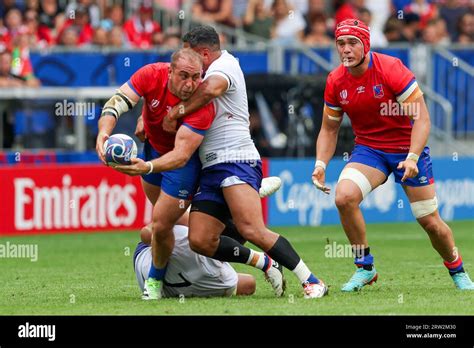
[101,90,137,119]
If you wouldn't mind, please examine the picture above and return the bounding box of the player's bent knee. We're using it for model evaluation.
[188,233,216,257]
[411,196,438,219]
[337,167,372,202]
[335,190,360,210]
[140,224,152,245]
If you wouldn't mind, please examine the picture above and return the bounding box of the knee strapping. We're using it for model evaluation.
[410,196,438,219]
[338,167,372,199]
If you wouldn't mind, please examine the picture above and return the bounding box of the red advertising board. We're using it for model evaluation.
[0,164,151,235]
[0,160,269,235]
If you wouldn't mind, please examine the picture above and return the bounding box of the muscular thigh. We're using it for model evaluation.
[153,190,190,228]
[336,162,388,200]
[141,178,161,205]
[222,184,265,230]
[188,211,225,245]
[403,183,436,203]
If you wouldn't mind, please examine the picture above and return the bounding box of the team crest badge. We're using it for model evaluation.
[373,84,384,98]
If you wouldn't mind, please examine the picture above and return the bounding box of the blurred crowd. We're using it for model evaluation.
[0,0,472,150]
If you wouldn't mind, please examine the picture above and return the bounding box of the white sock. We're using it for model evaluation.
[292,259,312,283]
[246,250,267,270]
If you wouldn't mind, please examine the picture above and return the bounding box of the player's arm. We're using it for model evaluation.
[113,125,204,176]
[311,105,343,194]
[163,75,228,132]
[96,83,140,164]
[397,95,431,182]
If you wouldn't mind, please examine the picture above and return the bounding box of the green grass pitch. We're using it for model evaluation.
[1,221,473,315]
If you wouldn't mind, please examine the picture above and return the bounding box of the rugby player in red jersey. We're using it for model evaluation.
[96,48,284,300]
[96,48,216,299]
[312,19,474,291]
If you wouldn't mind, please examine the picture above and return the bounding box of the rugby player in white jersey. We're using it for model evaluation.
[163,26,327,299]
[135,223,256,298]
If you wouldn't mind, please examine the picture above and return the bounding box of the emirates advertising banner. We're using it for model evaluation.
[0,164,153,235]
[268,157,474,226]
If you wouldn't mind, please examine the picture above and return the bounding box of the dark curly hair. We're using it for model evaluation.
[182,25,220,51]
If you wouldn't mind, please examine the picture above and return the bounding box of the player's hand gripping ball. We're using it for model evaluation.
[103,134,138,166]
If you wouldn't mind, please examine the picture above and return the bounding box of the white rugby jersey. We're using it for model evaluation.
[199,50,260,169]
[134,225,238,298]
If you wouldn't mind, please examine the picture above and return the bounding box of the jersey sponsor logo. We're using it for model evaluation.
[339,89,349,104]
[356,86,365,94]
[373,84,384,98]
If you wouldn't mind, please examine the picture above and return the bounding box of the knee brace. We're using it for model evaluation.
[410,196,438,219]
[338,168,372,199]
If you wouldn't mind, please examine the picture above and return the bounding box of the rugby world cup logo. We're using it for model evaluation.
[340,89,349,104]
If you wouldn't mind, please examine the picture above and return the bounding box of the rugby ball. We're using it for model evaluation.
[104,134,137,166]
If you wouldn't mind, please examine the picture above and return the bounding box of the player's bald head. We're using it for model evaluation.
[170,48,203,69]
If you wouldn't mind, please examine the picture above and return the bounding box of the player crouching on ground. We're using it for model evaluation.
[312,19,474,291]
[135,224,256,298]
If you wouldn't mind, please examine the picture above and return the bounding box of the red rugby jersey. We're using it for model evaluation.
[324,52,423,153]
[128,63,215,154]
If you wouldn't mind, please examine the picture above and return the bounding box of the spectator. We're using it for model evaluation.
[422,18,450,45]
[439,0,469,41]
[358,7,387,47]
[243,0,274,39]
[334,0,364,25]
[58,26,79,46]
[65,0,101,28]
[39,0,65,41]
[0,49,40,87]
[271,0,305,43]
[123,4,162,48]
[91,26,107,46]
[0,50,25,87]
[26,0,40,12]
[24,9,53,47]
[3,8,24,47]
[401,12,421,42]
[304,13,331,46]
[383,15,405,42]
[162,31,181,48]
[0,0,24,19]
[304,0,328,35]
[100,4,124,31]
[108,25,129,48]
[10,27,41,86]
[192,0,236,27]
[58,5,94,45]
[155,0,181,12]
[456,12,474,44]
[403,0,438,30]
